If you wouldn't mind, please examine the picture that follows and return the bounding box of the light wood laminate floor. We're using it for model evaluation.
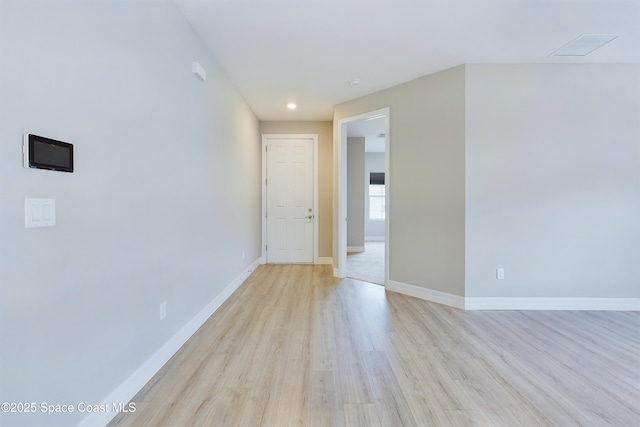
[109,265,640,427]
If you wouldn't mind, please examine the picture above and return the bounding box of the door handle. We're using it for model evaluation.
[306,215,314,219]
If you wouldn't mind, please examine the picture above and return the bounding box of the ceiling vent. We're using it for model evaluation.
[551,34,619,57]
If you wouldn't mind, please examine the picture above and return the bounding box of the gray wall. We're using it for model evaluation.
[336,63,639,301]
[347,138,365,248]
[259,121,333,259]
[465,64,640,298]
[0,1,261,426]
[365,152,386,239]
[335,66,467,296]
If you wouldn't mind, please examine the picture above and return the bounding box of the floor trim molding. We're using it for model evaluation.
[386,281,640,312]
[465,297,640,311]
[347,246,365,253]
[387,280,465,309]
[78,258,261,427]
[317,257,333,265]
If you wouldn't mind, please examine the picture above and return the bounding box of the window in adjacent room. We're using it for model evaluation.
[369,172,385,220]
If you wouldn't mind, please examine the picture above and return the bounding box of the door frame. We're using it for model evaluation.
[335,108,390,284]
[261,134,319,264]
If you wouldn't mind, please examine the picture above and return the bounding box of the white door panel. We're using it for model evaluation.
[266,137,314,263]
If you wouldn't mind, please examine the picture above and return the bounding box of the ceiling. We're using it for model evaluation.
[174,0,640,122]
[346,117,386,152]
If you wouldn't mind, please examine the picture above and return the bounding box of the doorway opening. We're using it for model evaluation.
[336,108,390,285]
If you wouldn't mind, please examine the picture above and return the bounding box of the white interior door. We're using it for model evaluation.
[266,137,315,263]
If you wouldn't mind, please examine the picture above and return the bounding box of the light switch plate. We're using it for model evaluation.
[25,198,55,228]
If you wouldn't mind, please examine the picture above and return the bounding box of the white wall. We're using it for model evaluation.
[0,1,261,426]
[465,64,640,299]
[347,137,365,248]
[365,152,385,239]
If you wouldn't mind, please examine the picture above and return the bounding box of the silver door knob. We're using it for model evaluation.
[306,215,314,219]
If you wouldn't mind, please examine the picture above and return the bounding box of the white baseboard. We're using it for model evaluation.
[384,280,640,311]
[465,297,640,311]
[365,236,385,242]
[347,246,365,253]
[257,263,629,311]
[387,280,465,309]
[78,258,261,427]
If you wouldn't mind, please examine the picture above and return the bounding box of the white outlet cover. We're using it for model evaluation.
[192,61,206,81]
[159,302,167,320]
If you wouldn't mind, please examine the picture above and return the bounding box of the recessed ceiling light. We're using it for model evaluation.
[551,34,620,57]
[287,102,297,110]
[349,78,360,86]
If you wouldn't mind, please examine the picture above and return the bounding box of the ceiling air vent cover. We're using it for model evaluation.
[551,34,619,56]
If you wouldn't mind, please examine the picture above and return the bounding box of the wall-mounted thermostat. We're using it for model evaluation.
[23,133,74,173]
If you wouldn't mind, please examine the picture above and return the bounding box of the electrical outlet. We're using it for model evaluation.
[159,302,167,320]
[496,268,505,280]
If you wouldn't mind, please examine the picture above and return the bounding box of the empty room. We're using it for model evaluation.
[1,0,638,426]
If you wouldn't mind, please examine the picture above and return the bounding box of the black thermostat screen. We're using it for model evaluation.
[34,142,71,168]
[27,134,74,172]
